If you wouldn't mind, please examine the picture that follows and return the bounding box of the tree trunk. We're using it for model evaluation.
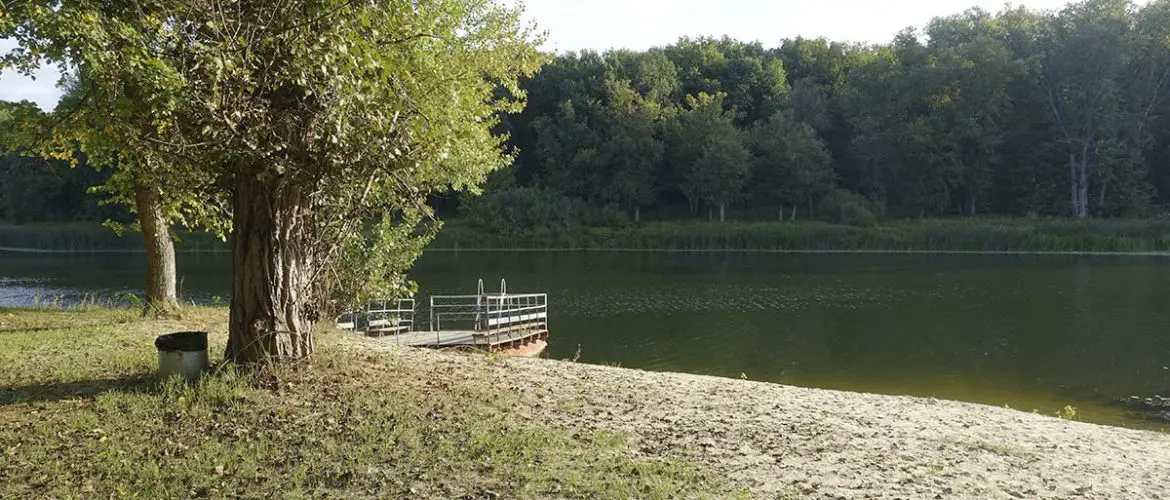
[133,181,178,313]
[790,204,797,221]
[808,196,814,219]
[1069,152,1080,218]
[1078,156,1090,219]
[718,203,725,222]
[226,174,318,363]
[707,205,713,221]
[779,206,784,221]
[634,205,641,223]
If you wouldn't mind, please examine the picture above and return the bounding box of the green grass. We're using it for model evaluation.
[0,307,729,498]
[432,218,1170,253]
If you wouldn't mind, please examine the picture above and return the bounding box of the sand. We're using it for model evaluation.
[349,338,1170,499]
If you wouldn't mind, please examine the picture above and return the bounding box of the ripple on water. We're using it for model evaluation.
[554,283,943,317]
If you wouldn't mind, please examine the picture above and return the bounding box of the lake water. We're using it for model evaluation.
[3,250,1170,430]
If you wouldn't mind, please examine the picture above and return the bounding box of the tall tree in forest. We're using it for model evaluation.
[4,0,545,362]
[666,93,750,221]
[924,9,1017,215]
[750,110,834,220]
[839,46,906,205]
[1040,0,1138,218]
[596,78,662,221]
[531,100,600,199]
[1133,0,1170,204]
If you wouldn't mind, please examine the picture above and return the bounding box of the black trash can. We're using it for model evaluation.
[155,331,209,382]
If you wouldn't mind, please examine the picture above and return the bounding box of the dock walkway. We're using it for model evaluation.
[338,279,549,355]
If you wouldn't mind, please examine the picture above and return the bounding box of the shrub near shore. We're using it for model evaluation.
[433,218,1170,253]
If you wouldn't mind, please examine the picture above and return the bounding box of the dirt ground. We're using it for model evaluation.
[350,338,1170,499]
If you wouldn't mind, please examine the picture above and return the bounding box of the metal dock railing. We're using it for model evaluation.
[337,278,549,351]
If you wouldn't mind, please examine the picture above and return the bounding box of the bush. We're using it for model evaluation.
[817,189,882,227]
[459,187,625,235]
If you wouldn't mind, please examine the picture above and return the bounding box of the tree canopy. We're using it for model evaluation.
[478,0,1170,224]
[2,0,545,361]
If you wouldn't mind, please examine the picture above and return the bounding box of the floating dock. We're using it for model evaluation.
[337,279,549,357]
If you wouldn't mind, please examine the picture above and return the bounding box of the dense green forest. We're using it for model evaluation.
[4,0,1170,235]
[467,0,1170,233]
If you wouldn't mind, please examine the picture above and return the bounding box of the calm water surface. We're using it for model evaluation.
[3,250,1170,430]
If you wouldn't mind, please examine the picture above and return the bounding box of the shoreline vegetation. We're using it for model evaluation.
[431,218,1170,253]
[5,218,1170,255]
[4,307,1170,498]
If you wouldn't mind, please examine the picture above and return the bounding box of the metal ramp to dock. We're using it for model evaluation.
[336,279,548,352]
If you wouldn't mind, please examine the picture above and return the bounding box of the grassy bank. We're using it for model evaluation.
[9,218,1170,254]
[0,307,729,498]
[432,218,1170,253]
[0,223,229,253]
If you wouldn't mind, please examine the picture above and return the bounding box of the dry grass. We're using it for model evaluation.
[0,307,729,499]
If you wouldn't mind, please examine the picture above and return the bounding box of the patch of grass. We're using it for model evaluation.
[0,307,728,498]
[1055,405,1079,421]
[926,460,947,475]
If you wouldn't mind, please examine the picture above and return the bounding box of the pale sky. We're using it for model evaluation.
[0,0,1123,110]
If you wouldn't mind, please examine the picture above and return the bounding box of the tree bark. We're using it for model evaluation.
[226,173,318,363]
[1078,155,1090,219]
[718,203,725,222]
[790,204,797,221]
[133,181,178,313]
[1069,152,1080,218]
[634,205,641,223]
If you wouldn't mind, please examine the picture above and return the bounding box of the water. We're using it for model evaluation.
[3,250,1170,430]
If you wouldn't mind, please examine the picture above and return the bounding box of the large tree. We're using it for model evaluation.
[3,8,229,314]
[750,110,834,220]
[4,0,544,362]
[1039,0,1150,218]
[596,77,662,221]
[666,93,750,221]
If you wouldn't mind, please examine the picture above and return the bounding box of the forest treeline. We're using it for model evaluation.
[3,0,1170,233]
[466,0,1170,233]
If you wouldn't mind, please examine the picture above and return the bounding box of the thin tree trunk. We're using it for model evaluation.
[1069,152,1080,218]
[708,205,713,221]
[1078,156,1090,219]
[226,174,317,363]
[790,204,797,221]
[718,203,725,222]
[133,180,178,314]
[634,205,641,223]
[779,206,784,221]
[808,195,814,219]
